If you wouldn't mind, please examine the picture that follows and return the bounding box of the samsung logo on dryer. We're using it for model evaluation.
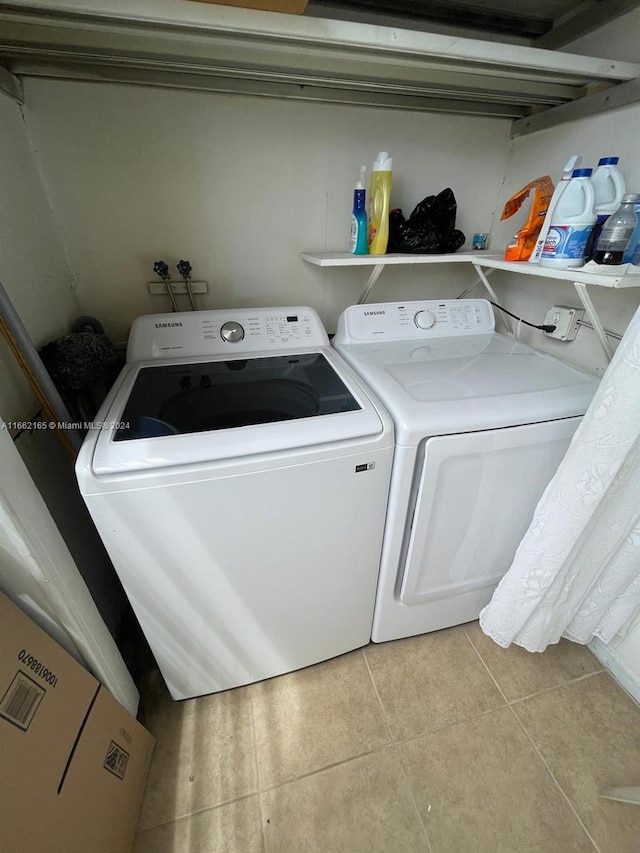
[363,310,386,316]
[155,321,183,328]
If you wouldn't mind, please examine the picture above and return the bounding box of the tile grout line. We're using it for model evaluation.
[462,625,605,707]
[506,704,602,853]
[136,791,263,835]
[248,685,269,853]
[361,648,395,745]
[508,669,606,708]
[256,745,395,793]
[362,632,511,754]
[359,644,504,744]
[462,627,602,853]
[248,685,263,793]
[389,701,510,750]
[462,624,511,703]
[361,648,435,853]
[249,649,397,800]
[140,749,403,834]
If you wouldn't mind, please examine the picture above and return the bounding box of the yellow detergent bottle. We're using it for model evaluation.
[368,151,393,255]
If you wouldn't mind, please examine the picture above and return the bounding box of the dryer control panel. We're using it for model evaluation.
[334,299,495,344]
[127,307,327,361]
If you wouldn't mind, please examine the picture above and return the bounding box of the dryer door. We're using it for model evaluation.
[399,418,580,609]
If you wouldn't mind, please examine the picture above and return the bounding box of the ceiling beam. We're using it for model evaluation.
[2,1,639,83]
[1,0,639,128]
[10,60,530,116]
[511,76,640,136]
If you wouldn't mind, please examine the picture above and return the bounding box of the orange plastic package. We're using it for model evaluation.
[501,175,555,261]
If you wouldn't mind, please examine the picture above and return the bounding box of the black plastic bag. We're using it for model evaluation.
[387,188,465,254]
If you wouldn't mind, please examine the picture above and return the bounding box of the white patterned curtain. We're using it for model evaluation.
[480,303,640,652]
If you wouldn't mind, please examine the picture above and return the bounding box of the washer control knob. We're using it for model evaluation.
[220,321,245,343]
[414,310,435,330]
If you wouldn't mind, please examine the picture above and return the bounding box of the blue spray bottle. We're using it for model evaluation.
[349,165,368,255]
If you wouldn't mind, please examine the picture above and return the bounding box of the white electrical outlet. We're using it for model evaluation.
[544,305,585,341]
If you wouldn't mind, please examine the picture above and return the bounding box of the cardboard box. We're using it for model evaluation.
[0,593,154,853]
[190,0,308,14]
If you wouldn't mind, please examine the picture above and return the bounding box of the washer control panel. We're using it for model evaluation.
[127,307,326,361]
[335,299,495,344]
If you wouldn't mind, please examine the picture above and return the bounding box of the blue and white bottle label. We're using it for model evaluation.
[542,225,593,260]
[349,215,358,252]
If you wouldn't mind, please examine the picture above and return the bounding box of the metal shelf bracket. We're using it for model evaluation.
[573,281,615,361]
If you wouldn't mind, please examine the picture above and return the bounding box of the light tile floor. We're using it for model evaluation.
[133,623,640,853]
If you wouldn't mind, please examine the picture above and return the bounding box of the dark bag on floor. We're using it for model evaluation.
[388,188,465,254]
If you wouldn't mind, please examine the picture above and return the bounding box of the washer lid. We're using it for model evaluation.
[334,333,599,445]
[90,348,386,474]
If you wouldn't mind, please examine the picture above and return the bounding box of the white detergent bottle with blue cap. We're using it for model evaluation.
[539,167,596,269]
[585,156,625,259]
[529,155,581,264]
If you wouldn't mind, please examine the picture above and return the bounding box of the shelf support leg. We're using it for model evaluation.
[471,264,514,334]
[573,281,614,362]
[358,264,385,304]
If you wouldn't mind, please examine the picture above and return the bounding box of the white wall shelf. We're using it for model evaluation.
[470,257,640,289]
[301,250,640,359]
[300,251,486,267]
[301,250,640,287]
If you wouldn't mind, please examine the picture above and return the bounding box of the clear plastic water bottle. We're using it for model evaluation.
[593,193,640,265]
[585,156,626,260]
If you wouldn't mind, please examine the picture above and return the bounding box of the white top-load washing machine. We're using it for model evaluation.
[76,307,393,699]
[333,298,600,643]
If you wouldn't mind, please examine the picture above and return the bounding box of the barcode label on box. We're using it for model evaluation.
[104,740,129,780]
[0,670,45,731]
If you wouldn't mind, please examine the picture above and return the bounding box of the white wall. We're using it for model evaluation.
[0,92,81,421]
[561,7,640,63]
[20,79,513,340]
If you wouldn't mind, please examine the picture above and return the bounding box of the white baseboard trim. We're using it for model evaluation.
[589,637,640,706]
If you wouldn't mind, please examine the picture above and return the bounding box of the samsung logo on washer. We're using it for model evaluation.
[155,322,183,328]
[363,310,386,316]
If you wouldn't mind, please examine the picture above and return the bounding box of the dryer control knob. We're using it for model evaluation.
[414,310,435,330]
[220,321,245,343]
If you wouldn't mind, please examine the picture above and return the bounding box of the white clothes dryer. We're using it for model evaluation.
[76,307,393,699]
[333,299,599,643]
